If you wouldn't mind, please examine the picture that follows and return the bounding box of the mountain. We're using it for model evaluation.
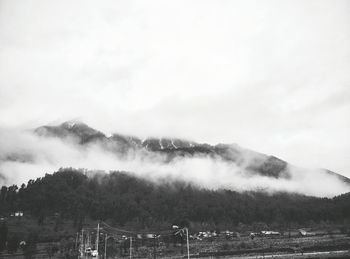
[35,121,289,179]
[35,121,197,151]
[34,121,350,184]
[34,121,106,144]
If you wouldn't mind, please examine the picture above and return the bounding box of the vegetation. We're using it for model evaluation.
[1,168,350,231]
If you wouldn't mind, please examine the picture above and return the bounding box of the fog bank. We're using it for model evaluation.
[0,128,349,198]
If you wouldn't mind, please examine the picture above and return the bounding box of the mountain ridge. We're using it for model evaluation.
[34,121,350,184]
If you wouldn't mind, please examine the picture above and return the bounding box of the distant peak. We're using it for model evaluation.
[62,121,76,129]
[61,120,85,128]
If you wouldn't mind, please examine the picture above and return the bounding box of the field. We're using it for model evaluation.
[1,215,350,258]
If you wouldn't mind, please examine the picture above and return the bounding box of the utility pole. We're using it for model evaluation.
[96,223,100,258]
[104,234,108,259]
[81,229,85,258]
[87,232,91,247]
[129,236,132,259]
[153,235,156,259]
[185,228,190,259]
[75,232,79,249]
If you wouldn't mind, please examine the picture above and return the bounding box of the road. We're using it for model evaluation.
[195,250,350,259]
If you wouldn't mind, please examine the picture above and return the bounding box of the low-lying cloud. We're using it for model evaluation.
[0,128,349,198]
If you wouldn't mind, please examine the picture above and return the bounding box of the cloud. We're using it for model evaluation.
[0,128,349,198]
[0,0,349,177]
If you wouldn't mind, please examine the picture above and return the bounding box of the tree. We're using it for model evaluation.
[7,234,19,254]
[24,232,38,259]
[0,221,8,252]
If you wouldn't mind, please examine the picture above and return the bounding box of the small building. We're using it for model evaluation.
[298,229,316,237]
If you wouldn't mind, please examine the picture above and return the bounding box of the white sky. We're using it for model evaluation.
[0,0,349,177]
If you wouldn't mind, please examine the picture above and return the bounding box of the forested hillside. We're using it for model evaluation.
[1,168,350,230]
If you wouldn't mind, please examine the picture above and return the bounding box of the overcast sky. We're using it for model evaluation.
[0,0,349,177]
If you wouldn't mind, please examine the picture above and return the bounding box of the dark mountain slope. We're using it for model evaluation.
[0,169,349,228]
[35,121,107,144]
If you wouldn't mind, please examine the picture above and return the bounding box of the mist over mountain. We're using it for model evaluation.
[35,121,290,179]
[0,121,349,197]
[1,168,350,231]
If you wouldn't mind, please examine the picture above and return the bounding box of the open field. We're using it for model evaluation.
[1,214,350,258]
[1,218,350,258]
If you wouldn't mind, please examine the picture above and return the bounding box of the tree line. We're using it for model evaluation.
[1,168,350,231]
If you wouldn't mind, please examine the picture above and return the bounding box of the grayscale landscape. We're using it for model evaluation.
[0,0,349,258]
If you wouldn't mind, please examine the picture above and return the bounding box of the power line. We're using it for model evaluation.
[100,221,178,236]
[78,222,190,259]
